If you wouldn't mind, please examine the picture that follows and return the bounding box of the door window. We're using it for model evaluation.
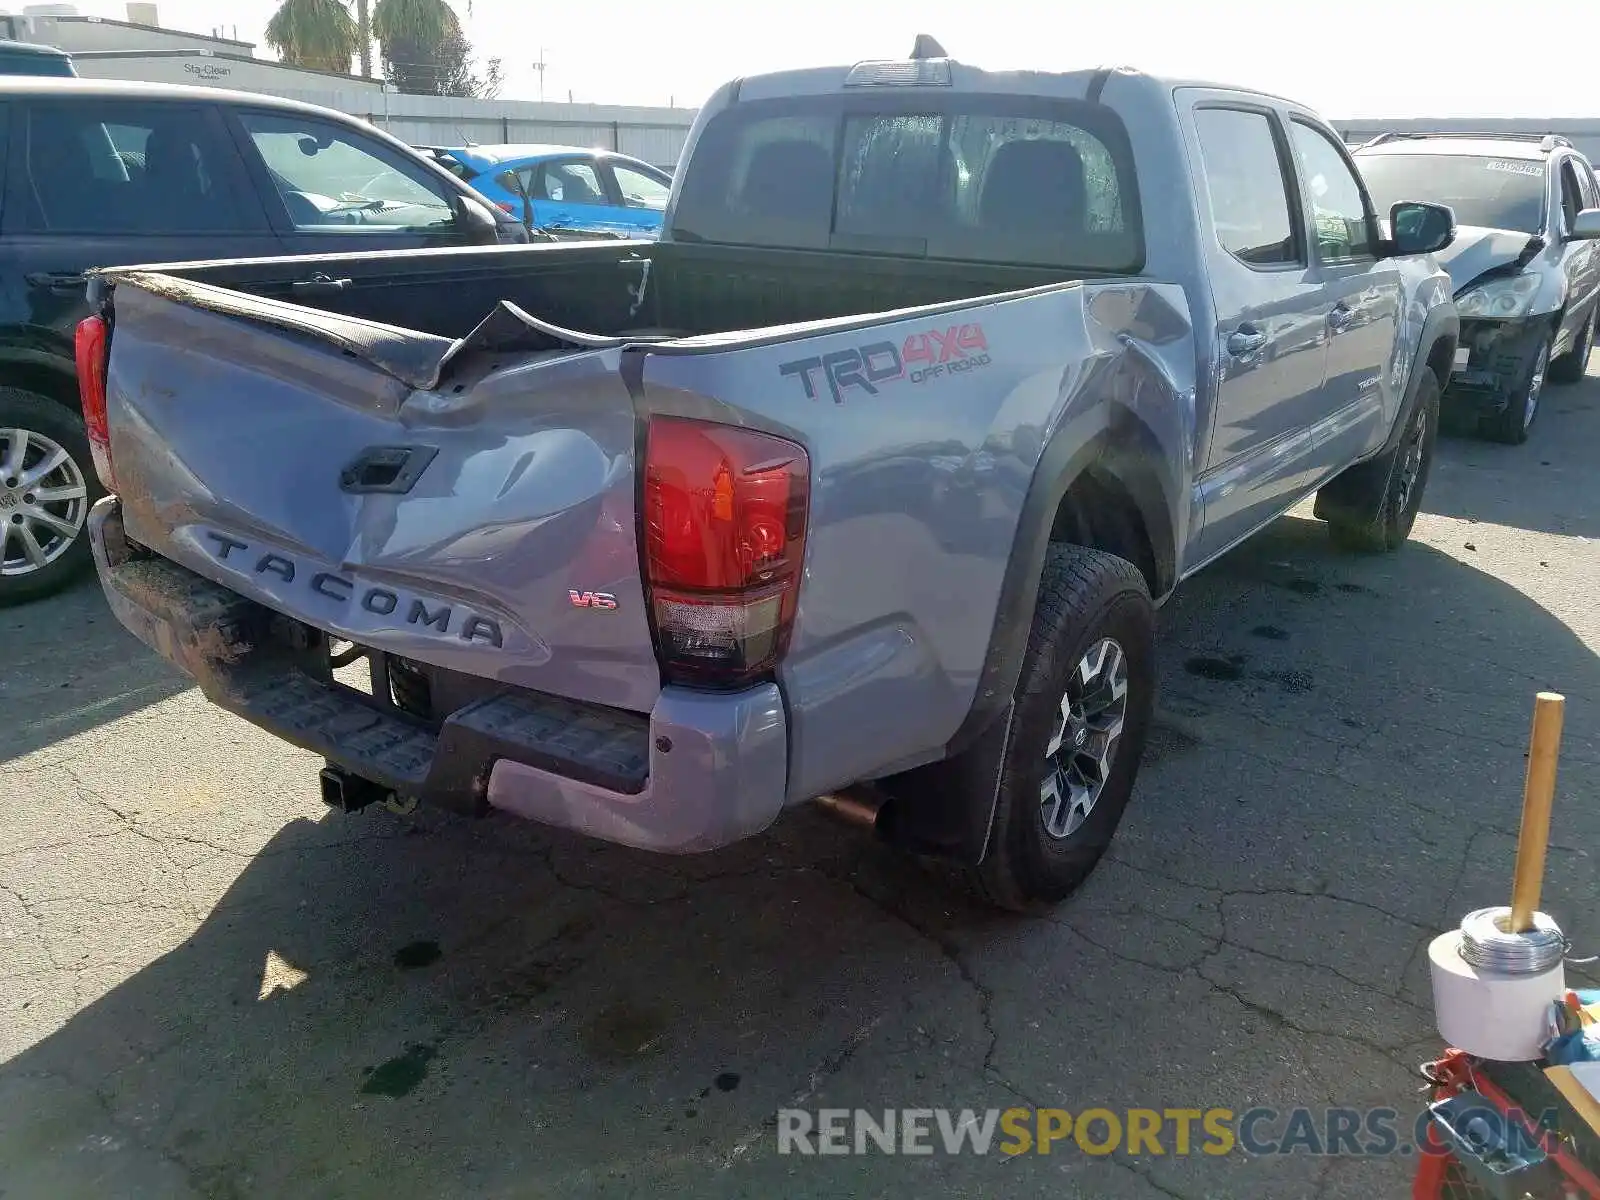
[237,111,456,234]
[1289,119,1376,262]
[1559,159,1586,231]
[536,160,605,205]
[611,162,670,210]
[21,101,248,234]
[1193,107,1301,267]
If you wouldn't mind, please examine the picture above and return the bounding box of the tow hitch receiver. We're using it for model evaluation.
[319,765,394,814]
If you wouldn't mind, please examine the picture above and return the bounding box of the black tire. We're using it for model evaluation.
[970,544,1156,912]
[1320,368,1440,553]
[0,387,102,607]
[1481,334,1550,445]
[1548,305,1596,385]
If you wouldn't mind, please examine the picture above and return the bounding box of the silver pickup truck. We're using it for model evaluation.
[77,45,1460,910]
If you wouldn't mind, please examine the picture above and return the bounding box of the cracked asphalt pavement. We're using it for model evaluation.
[4,373,1599,1199]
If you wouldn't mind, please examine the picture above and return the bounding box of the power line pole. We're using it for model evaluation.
[532,47,547,102]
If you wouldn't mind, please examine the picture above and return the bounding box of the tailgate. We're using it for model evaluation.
[102,278,660,715]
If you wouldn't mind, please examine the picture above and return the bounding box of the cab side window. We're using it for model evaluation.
[1288,119,1376,262]
[1558,159,1586,231]
[1193,107,1302,268]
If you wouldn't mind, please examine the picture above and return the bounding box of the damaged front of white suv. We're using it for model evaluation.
[1354,133,1600,444]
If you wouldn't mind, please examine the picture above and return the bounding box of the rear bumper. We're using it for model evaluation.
[1443,316,1547,416]
[88,497,788,854]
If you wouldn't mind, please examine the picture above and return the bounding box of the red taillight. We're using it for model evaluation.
[74,314,114,490]
[643,416,810,687]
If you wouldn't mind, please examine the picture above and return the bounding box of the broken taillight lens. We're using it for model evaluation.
[74,314,113,490]
[643,416,810,687]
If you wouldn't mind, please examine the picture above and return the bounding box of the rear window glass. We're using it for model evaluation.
[672,94,1142,271]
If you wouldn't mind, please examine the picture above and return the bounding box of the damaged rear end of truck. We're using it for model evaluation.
[77,55,1200,887]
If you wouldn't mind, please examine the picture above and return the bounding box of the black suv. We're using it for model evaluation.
[1355,132,1600,443]
[0,76,526,605]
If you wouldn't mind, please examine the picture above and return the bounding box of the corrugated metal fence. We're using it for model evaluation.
[267,87,698,170]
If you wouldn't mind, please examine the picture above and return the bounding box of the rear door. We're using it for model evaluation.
[1,95,276,362]
[529,155,632,235]
[597,158,671,235]
[1182,98,1329,563]
[224,107,476,254]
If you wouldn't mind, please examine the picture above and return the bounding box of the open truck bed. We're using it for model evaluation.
[103,239,1073,386]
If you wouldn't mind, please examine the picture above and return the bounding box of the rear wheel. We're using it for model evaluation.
[0,388,100,607]
[970,544,1156,912]
[1481,335,1549,445]
[1320,368,1440,553]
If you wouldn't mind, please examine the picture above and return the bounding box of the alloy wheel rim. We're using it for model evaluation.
[1394,404,1428,516]
[0,428,89,577]
[1040,637,1129,840]
[1524,346,1548,429]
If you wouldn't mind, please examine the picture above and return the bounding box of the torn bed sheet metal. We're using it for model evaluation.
[93,263,686,392]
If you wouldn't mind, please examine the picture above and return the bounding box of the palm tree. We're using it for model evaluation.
[263,0,360,75]
[372,0,467,94]
[372,0,458,53]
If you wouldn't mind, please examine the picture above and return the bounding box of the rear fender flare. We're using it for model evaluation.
[875,399,1178,866]
[944,395,1180,762]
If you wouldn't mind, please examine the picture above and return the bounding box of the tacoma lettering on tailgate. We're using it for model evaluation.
[202,530,504,647]
[778,323,991,403]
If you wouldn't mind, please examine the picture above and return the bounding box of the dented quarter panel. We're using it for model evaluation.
[637,280,1198,802]
[106,283,662,714]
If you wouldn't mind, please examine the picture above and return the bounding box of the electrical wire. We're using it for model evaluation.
[1457,906,1569,974]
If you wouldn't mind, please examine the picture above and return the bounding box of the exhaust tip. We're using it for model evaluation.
[814,789,882,830]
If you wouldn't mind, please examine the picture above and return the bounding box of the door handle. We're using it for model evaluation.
[25,271,86,292]
[1328,302,1357,332]
[1226,326,1267,357]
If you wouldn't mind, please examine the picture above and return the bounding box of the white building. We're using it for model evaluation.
[0,5,389,96]
[0,4,693,168]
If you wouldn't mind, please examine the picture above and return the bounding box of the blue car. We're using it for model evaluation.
[426,144,673,238]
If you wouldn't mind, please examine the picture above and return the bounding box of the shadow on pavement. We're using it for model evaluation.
[1421,371,1599,539]
[0,574,190,766]
[1,514,1598,1200]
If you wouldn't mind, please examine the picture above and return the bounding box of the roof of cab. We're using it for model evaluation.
[726,58,1316,116]
[0,39,72,57]
[438,144,593,172]
[439,143,656,173]
[0,74,379,118]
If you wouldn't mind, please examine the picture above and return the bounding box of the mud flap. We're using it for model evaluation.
[872,701,1015,866]
[1312,373,1424,528]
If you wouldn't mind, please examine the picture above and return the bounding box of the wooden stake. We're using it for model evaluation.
[1509,692,1565,933]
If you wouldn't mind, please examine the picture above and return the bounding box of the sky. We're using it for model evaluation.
[65,0,1600,119]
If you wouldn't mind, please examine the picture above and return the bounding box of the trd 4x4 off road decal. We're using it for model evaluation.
[778,323,991,403]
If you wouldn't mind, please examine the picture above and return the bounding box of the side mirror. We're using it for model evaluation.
[1569,208,1600,240]
[1388,201,1456,256]
[451,194,500,244]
